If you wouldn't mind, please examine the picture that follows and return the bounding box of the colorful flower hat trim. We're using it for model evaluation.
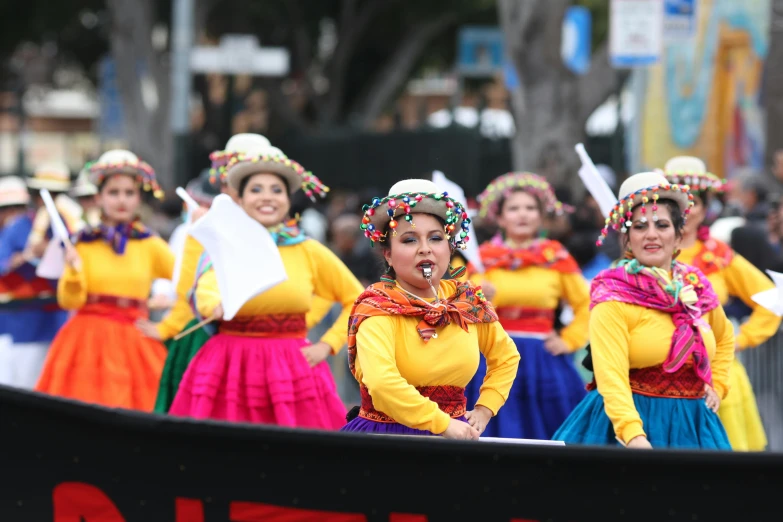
[597,182,694,246]
[661,168,725,193]
[477,172,572,219]
[360,191,471,250]
[208,150,239,183]
[88,157,164,200]
[225,152,329,202]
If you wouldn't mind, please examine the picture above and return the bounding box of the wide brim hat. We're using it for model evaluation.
[186,169,221,207]
[598,171,693,245]
[88,149,163,199]
[0,176,31,207]
[477,172,572,219]
[27,162,71,192]
[209,133,272,183]
[225,146,328,201]
[361,179,471,250]
[70,165,98,197]
[661,156,725,193]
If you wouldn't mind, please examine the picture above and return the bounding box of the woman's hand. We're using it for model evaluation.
[704,384,721,413]
[441,418,480,440]
[464,405,493,435]
[211,303,225,321]
[300,342,332,367]
[64,244,82,271]
[543,333,570,356]
[480,281,497,301]
[626,435,653,449]
[135,319,162,340]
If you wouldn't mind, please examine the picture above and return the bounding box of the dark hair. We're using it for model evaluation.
[378,213,448,280]
[621,198,685,249]
[495,187,544,218]
[238,173,291,199]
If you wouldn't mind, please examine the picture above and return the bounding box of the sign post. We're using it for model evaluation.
[609,0,664,68]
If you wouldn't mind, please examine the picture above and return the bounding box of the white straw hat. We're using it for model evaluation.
[27,162,71,192]
[0,176,31,207]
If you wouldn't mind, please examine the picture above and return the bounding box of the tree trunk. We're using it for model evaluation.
[499,0,626,191]
[765,0,783,173]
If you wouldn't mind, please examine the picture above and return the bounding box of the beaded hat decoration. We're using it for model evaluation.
[225,146,329,201]
[361,179,471,250]
[88,150,163,199]
[71,164,98,198]
[477,172,572,219]
[660,156,725,193]
[209,133,272,184]
[597,171,694,246]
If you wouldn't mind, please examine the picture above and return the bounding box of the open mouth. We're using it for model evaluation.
[643,245,661,252]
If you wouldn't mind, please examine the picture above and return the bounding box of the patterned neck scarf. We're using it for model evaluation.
[590,259,720,385]
[76,221,152,255]
[480,236,579,273]
[267,218,307,246]
[347,278,498,378]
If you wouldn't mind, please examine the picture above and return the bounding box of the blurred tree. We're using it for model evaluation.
[499,0,626,187]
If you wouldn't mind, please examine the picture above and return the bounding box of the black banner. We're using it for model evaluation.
[0,384,781,521]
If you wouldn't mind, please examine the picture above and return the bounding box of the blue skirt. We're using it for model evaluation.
[466,335,586,439]
[553,389,732,450]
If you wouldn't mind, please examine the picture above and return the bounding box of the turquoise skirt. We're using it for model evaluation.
[553,389,731,450]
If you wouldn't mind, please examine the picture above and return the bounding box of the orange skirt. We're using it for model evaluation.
[35,303,166,411]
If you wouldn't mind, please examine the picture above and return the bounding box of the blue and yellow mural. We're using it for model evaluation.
[642,0,770,179]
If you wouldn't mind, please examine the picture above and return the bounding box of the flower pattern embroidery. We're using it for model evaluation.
[685,272,703,288]
[543,247,556,263]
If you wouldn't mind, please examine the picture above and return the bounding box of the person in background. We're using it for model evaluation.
[0,168,73,389]
[25,163,82,259]
[341,178,519,438]
[466,172,590,440]
[169,144,363,428]
[662,156,782,451]
[555,171,734,449]
[329,213,378,287]
[35,150,174,410]
[70,165,100,229]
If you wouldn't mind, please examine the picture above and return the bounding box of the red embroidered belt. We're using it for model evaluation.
[496,306,554,334]
[86,293,147,312]
[359,384,467,423]
[219,314,307,338]
[586,361,705,399]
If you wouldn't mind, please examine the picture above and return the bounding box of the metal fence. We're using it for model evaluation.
[741,328,783,451]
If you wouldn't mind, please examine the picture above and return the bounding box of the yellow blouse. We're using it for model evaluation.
[195,239,364,353]
[353,280,520,433]
[58,236,175,310]
[474,266,590,351]
[679,241,781,349]
[156,235,203,340]
[591,298,734,444]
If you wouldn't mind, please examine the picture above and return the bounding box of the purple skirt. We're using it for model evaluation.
[341,416,468,436]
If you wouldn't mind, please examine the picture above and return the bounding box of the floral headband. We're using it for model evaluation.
[478,172,572,219]
[361,191,471,250]
[88,158,163,200]
[597,182,694,246]
[225,152,329,201]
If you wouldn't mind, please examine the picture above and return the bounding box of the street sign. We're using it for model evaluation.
[663,0,697,41]
[456,27,504,78]
[610,0,664,68]
[562,6,592,75]
[190,34,290,76]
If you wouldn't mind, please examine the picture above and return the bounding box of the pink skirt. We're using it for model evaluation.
[169,333,346,429]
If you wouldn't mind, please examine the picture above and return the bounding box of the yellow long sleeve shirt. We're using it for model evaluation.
[156,235,203,340]
[58,236,175,310]
[591,300,735,444]
[679,241,781,349]
[195,239,364,353]
[475,266,590,351]
[353,281,520,434]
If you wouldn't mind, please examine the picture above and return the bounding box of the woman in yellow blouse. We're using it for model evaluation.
[662,156,780,451]
[35,150,174,411]
[151,133,271,413]
[554,171,734,449]
[169,146,363,428]
[465,172,590,440]
[341,178,519,438]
